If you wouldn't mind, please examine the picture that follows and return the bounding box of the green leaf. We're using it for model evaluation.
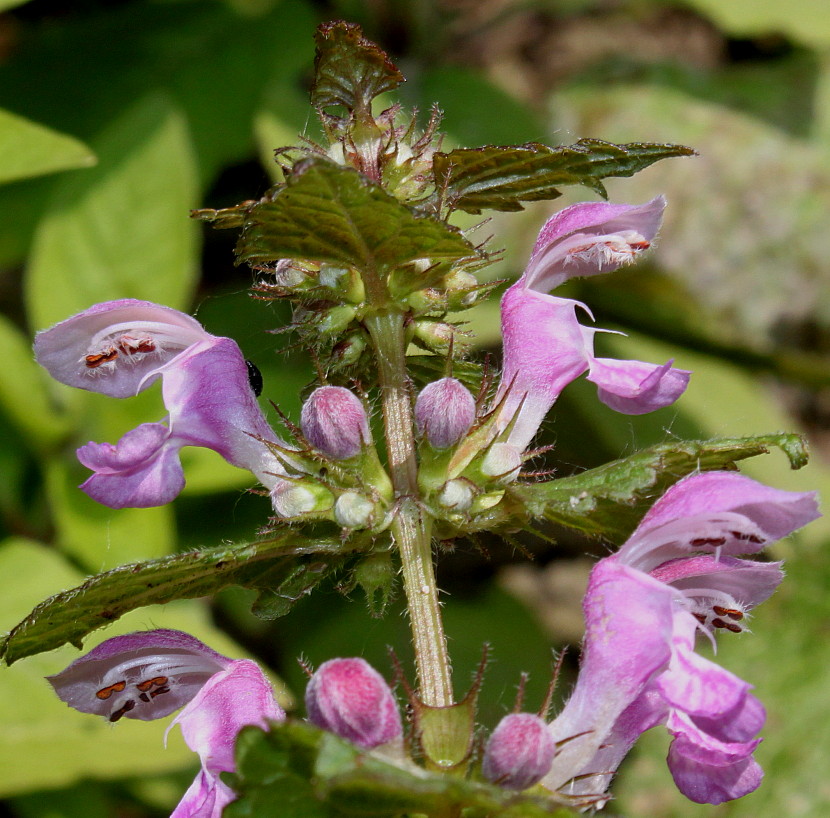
[510,433,808,542]
[0,531,348,665]
[0,108,95,185]
[0,314,71,450]
[227,721,579,818]
[237,157,478,275]
[434,139,696,214]
[44,459,175,571]
[311,21,404,114]
[24,94,199,331]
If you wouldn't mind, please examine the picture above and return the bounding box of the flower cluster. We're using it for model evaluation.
[49,632,402,817]
[35,195,820,812]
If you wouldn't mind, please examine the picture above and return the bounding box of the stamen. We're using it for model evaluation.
[689,536,726,547]
[712,605,744,620]
[136,675,169,692]
[96,680,126,700]
[85,348,119,368]
[109,699,136,722]
[730,530,765,545]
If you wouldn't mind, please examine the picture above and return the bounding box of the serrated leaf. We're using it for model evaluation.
[311,21,404,114]
[434,139,696,214]
[0,531,349,665]
[237,158,478,277]
[510,433,808,542]
[0,108,95,185]
[227,721,579,818]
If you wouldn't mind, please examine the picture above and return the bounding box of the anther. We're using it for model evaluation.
[690,537,727,547]
[712,605,744,620]
[730,531,765,544]
[85,348,118,368]
[136,675,169,692]
[96,680,126,700]
[109,699,136,722]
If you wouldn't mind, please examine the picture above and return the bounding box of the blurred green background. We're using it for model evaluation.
[0,0,828,815]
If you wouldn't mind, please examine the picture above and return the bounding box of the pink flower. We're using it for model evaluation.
[48,629,284,818]
[543,472,819,805]
[496,199,690,450]
[35,300,287,508]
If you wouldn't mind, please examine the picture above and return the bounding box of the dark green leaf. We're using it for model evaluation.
[0,532,349,665]
[509,433,808,542]
[251,558,336,620]
[311,21,404,114]
[227,721,579,818]
[237,158,478,276]
[434,139,696,214]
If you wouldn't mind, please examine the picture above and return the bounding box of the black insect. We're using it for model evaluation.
[246,359,263,397]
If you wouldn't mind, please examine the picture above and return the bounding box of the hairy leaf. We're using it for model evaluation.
[434,139,696,214]
[237,158,477,276]
[311,21,404,114]
[0,532,350,665]
[510,433,808,542]
[226,721,579,818]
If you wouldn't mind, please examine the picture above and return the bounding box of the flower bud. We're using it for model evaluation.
[334,491,376,529]
[481,442,522,483]
[437,479,474,512]
[415,378,476,449]
[482,713,556,790]
[305,657,402,749]
[301,386,370,460]
[270,479,334,517]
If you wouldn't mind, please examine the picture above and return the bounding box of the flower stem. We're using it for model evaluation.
[364,310,454,707]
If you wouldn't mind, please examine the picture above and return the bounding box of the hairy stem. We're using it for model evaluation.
[365,310,453,707]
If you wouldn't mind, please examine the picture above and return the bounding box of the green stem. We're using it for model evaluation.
[364,310,454,707]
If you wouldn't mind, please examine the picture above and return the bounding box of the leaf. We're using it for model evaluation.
[24,94,199,331]
[434,139,696,214]
[0,314,71,450]
[0,531,348,665]
[0,108,95,185]
[237,157,478,276]
[44,459,175,571]
[227,721,579,818]
[310,21,404,114]
[510,433,808,542]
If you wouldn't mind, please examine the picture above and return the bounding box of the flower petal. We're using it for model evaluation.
[47,630,231,721]
[524,198,665,291]
[171,769,236,818]
[636,471,820,543]
[544,560,675,791]
[496,286,590,450]
[668,741,763,805]
[34,299,210,398]
[171,659,284,773]
[587,357,690,415]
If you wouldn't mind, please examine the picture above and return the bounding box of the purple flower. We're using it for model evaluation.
[305,657,402,749]
[48,629,284,818]
[495,199,690,450]
[34,300,287,508]
[544,472,820,805]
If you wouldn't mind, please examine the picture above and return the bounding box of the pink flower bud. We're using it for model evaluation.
[415,378,475,449]
[483,713,556,790]
[301,386,370,459]
[305,657,402,749]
